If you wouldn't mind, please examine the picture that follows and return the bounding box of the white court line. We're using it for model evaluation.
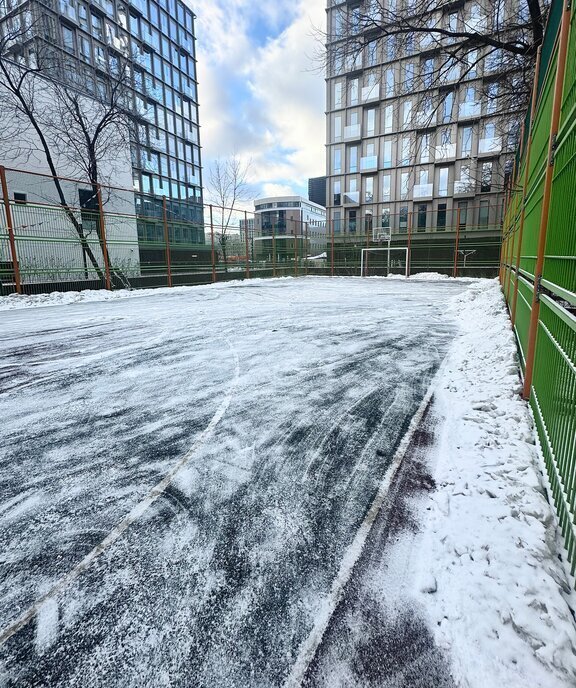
[0,343,240,648]
[284,368,441,688]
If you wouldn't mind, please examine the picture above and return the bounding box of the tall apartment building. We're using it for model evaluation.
[0,0,203,245]
[325,0,521,240]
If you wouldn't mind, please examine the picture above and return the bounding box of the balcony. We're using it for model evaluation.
[478,137,502,155]
[459,101,481,118]
[360,155,378,172]
[413,183,433,199]
[435,143,456,161]
[361,83,380,103]
[344,124,361,141]
[343,191,360,205]
[454,179,475,195]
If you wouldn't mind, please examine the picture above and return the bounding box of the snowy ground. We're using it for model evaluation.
[0,276,574,687]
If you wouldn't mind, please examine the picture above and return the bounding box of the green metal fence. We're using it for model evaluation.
[501,0,576,573]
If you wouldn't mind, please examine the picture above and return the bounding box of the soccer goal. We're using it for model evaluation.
[360,247,409,277]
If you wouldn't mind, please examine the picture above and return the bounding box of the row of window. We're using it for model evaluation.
[58,0,195,51]
[331,73,502,112]
[134,172,201,203]
[331,161,500,205]
[331,200,499,234]
[331,133,509,174]
[330,36,509,81]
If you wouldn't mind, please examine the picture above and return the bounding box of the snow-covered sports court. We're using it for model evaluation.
[1,277,575,687]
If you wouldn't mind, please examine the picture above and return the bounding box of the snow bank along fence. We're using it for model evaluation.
[500,0,576,574]
[0,167,501,295]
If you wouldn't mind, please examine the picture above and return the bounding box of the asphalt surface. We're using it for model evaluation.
[0,277,466,686]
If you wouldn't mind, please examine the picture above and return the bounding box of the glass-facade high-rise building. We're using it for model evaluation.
[1,0,204,247]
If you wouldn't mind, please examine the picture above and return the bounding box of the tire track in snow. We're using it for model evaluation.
[0,341,240,648]
[284,366,443,688]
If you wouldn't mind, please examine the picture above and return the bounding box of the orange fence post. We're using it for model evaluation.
[407,211,412,277]
[96,183,111,291]
[162,196,172,288]
[244,210,250,279]
[0,165,21,294]
[210,204,216,283]
[511,47,542,325]
[453,208,462,277]
[523,0,571,400]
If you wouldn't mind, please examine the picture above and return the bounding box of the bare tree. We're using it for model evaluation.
[323,0,547,115]
[0,4,134,287]
[205,156,252,273]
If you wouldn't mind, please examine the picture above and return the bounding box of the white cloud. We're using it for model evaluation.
[194,0,326,202]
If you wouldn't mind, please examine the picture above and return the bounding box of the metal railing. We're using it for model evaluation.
[500,0,576,575]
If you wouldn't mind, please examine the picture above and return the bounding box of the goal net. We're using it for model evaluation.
[360,247,409,277]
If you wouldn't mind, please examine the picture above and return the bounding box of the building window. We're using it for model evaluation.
[382,174,391,201]
[334,82,343,108]
[366,109,375,136]
[334,115,342,141]
[479,200,490,226]
[404,62,415,91]
[461,126,473,156]
[383,140,392,168]
[438,167,449,196]
[442,91,454,123]
[349,146,358,173]
[458,201,468,227]
[481,162,493,192]
[13,192,27,204]
[365,177,374,203]
[333,148,342,174]
[402,100,412,129]
[419,169,429,186]
[348,210,357,234]
[383,105,393,134]
[385,68,394,97]
[422,58,434,87]
[417,204,427,230]
[350,79,359,106]
[400,137,411,166]
[382,208,390,230]
[437,203,447,229]
[399,206,408,231]
[334,210,342,233]
[366,40,378,67]
[333,180,341,206]
[419,133,430,162]
[62,25,75,53]
[400,172,410,199]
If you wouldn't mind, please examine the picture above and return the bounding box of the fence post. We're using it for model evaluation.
[96,183,112,291]
[162,196,172,288]
[331,218,335,276]
[453,208,462,277]
[523,0,572,400]
[244,210,250,279]
[210,204,216,283]
[305,222,309,276]
[293,219,298,277]
[272,221,276,277]
[511,47,542,325]
[407,211,412,277]
[0,166,21,294]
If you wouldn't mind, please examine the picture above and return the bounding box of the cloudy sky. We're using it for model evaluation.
[192,0,326,204]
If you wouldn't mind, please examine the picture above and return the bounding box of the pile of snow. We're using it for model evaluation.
[411,271,451,280]
[418,278,576,687]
